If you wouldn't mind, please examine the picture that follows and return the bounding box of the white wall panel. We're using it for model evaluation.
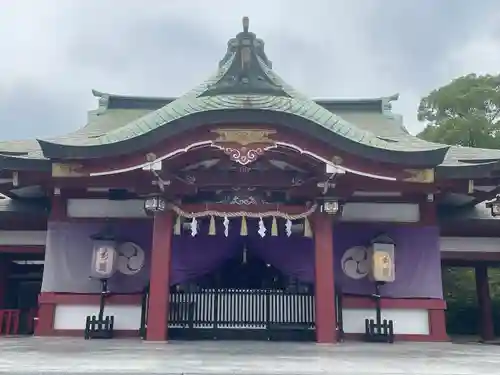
[0,230,46,246]
[342,308,429,335]
[67,199,420,223]
[67,199,147,218]
[53,304,142,330]
[341,203,420,223]
[440,237,500,253]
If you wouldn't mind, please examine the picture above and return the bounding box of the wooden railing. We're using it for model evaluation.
[167,288,315,340]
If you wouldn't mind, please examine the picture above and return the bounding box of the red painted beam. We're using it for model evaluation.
[173,170,310,188]
[50,171,318,192]
[0,245,44,254]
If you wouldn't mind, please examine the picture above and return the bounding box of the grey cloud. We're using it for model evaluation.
[365,0,500,89]
[1,0,500,140]
[0,83,90,138]
[65,17,224,96]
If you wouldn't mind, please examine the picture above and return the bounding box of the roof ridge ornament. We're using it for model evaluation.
[242,16,249,33]
[200,17,286,97]
[382,93,400,112]
[91,89,110,111]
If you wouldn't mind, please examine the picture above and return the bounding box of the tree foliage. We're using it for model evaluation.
[417,74,500,331]
[418,73,500,147]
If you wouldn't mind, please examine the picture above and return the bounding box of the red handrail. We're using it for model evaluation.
[0,309,20,335]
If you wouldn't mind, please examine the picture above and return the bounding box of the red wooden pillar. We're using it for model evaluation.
[475,264,495,342]
[314,213,337,343]
[146,210,173,341]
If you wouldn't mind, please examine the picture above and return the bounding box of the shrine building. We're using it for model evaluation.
[1,18,500,343]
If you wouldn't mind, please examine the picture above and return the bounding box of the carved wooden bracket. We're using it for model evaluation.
[211,129,277,166]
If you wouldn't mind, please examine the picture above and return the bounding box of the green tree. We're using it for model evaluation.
[442,267,477,304]
[418,73,500,147]
[417,74,500,334]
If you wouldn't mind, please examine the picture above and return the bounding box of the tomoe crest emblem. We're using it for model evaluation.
[116,242,145,276]
[341,246,369,280]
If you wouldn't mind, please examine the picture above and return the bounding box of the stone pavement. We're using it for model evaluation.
[0,337,500,374]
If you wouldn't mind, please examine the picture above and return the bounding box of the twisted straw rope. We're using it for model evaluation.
[167,202,318,220]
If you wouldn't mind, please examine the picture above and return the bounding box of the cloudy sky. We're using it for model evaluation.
[1,0,500,140]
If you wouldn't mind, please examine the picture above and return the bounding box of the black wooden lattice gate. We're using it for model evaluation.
[167,288,315,341]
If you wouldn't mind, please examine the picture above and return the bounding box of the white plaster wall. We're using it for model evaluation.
[53,303,430,335]
[0,230,47,245]
[440,237,500,253]
[341,203,420,223]
[341,308,429,335]
[53,305,142,330]
[67,199,147,218]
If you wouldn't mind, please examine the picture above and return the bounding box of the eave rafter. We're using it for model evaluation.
[44,168,440,200]
[50,169,316,192]
[149,146,325,175]
[81,143,397,182]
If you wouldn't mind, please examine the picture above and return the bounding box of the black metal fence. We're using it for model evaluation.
[167,288,315,341]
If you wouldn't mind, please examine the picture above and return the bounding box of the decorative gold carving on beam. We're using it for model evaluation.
[222,147,265,165]
[52,163,88,177]
[403,168,435,183]
[212,129,276,145]
[211,128,277,166]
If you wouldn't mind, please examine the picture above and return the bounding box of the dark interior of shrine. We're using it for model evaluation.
[3,255,43,308]
[1,254,43,335]
[171,243,313,292]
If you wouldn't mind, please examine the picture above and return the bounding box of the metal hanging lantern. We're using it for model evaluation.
[143,195,166,216]
[486,195,500,217]
[369,234,396,283]
[365,234,396,343]
[319,198,343,216]
[85,224,118,339]
[89,224,118,280]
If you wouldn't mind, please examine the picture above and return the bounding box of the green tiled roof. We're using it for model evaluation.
[96,94,408,150]
[34,21,446,159]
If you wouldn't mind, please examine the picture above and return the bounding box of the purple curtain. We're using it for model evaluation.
[170,218,315,285]
[334,224,443,299]
[170,221,243,285]
[42,220,443,299]
[42,221,152,294]
[247,235,314,283]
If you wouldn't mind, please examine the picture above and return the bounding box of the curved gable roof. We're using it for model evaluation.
[35,19,448,166]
